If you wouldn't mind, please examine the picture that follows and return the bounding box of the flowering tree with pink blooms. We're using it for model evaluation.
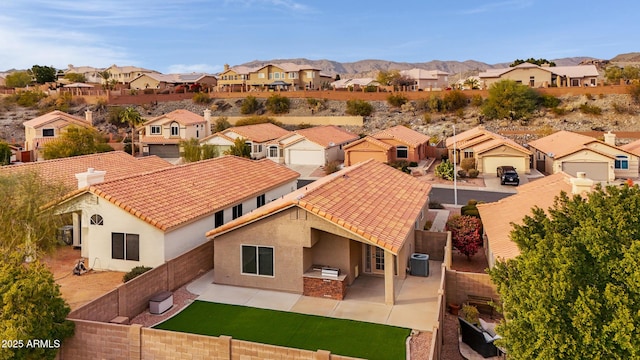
[446,215,482,260]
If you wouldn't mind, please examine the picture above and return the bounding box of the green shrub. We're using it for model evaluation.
[424,220,433,230]
[265,94,290,114]
[346,99,373,116]
[435,160,454,180]
[364,85,378,92]
[387,94,408,107]
[324,161,340,174]
[467,199,478,206]
[629,83,640,104]
[579,103,602,115]
[10,90,48,108]
[235,115,282,127]
[539,93,561,108]
[442,90,467,112]
[422,113,431,124]
[428,95,442,112]
[470,94,484,107]
[461,304,480,325]
[123,266,152,282]
[214,116,231,132]
[192,92,212,104]
[388,160,411,174]
[482,80,540,120]
[107,106,127,127]
[240,95,260,114]
[468,169,479,178]
[429,201,444,209]
[550,107,567,116]
[415,99,430,111]
[409,161,418,167]
[460,158,476,171]
[458,169,467,178]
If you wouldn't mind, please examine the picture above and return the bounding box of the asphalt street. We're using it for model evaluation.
[430,187,513,206]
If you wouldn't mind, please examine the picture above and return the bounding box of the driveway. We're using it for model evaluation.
[285,164,324,179]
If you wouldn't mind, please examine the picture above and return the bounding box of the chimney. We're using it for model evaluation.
[223,64,230,71]
[603,131,616,146]
[203,109,212,136]
[75,168,106,189]
[85,110,93,125]
[570,172,594,196]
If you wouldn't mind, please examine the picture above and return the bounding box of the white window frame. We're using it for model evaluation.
[259,73,265,79]
[241,244,274,277]
[170,122,179,137]
[615,155,629,170]
[269,146,278,158]
[90,214,104,225]
[150,125,161,135]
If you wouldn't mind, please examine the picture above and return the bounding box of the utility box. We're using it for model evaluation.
[410,253,429,277]
[149,291,173,314]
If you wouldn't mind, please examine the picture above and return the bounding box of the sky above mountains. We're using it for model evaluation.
[1,0,638,74]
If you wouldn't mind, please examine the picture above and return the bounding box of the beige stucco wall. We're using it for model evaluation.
[130,76,161,90]
[479,145,530,174]
[344,141,390,166]
[554,150,614,181]
[586,142,639,179]
[483,67,553,88]
[284,139,325,165]
[224,116,363,127]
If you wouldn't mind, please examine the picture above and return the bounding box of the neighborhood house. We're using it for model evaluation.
[344,125,431,166]
[23,110,96,161]
[139,109,212,158]
[200,123,292,159]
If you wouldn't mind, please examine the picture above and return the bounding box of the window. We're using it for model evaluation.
[242,245,274,276]
[269,146,278,158]
[464,150,474,159]
[253,144,262,153]
[615,155,629,170]
[306,71,315,78]
[111,233,139,261]
[259,73,265,79]
[42,128,54,137]
[90,214,104,225]
[571,79,580,87]
[170,122,179,136]
[150,125,161,135]
[257,194,266,208]
[232,204,243,219]
[396,146,408,159]
[214,210,224,228]
[274,72,280,79]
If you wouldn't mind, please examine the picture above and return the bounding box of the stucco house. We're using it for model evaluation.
[620,139,640,159]
[528,130,638,181]
[200,123,291,159]
[207,159,432,305]
[446,126,532,175]
[477,172,593,269]
[129,73,217,91]
[479,63,599,88]
[344,125,430,166]
[330,78,380,90]
[400,68,450,91]
[266,125,359,166]
[23,110,96,161]
[139,109,212,158]
[217,63,333,92]
[102,64,159,85]
[53,156,299,272]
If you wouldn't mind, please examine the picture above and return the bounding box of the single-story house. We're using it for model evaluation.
[477,172,593,269]
[207,159,432,305]
[129,72,217,91]
[139,109,212,158]
[620,139,640,158]
[344,125,430,166]
[330,78,380,90]
[399,68,450,91]
[479,63,599,88]
[200,123,292,159]
[446,126,532,175]
[53,156,299,272]
[528,130,639,181]
[266,125,359,166]
[23,110,96,161]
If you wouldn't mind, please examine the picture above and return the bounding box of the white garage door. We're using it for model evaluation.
[483,156,526,175]
[288,149,325,166]
[562,162,608,181]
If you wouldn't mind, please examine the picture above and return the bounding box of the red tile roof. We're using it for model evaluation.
[144,109,206,126]
[620,139,640,157]
[80,156,299,232]
[293,126,359,148]
[0,151,172,188]
[23,110,92,129]
[208,160,431,254]
[373,125,430,148]
[343,136,394,151]
[222,123,291,143]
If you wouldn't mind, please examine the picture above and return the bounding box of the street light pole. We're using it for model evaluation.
[453,125,458,206]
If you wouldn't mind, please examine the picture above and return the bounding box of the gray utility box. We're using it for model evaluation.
[410,253,429,277]
[149,291,173,314]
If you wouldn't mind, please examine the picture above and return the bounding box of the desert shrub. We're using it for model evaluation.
[387,94,408,107]
[306,98,325,112]
[470,94,484,107]
[213,116,231,132]
[482,80,539,120]
[409,161,418,167]
[10,90,47,108]
[580,103,602,115]
[458,169,467,178]
[363,85,378,92]
[429,201,444,209]
[442,90,467,112]
[265,94,290,114]
[460,158,476,171]
[388,160,411,174]
[123,266,152,282]
[467,169,479,178]
[428,95,443,112]
[346,99,373,116]
[415,98,430,111]
[422,113,431,124]
[539,93,561,108]
[192,92,212,104]
[235,115,282,127]
[629,83,640,104]
[423,220,433,231]
[435,160,454,180]
[550,107,567,116]
[585,93,594,100]
[240,95,260,114]
[324,161,340,174]
[107,106,127,127]
[612,102,632,114]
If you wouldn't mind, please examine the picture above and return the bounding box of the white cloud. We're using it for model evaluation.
[166,64,223,74]
[460,0,533,15]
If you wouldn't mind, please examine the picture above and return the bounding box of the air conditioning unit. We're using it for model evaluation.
[410,253,429,277]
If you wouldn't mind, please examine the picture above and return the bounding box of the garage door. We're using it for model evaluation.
[148,144,180,158]
[482,156,526,175]
[348,150,388,166]
[562,162,608,181]
[288,149,325,166]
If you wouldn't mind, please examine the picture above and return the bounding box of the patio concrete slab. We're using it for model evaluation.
[245,290,301,311]
[332,300,392,324]
[290,296,338,317]
[198,283,260,305]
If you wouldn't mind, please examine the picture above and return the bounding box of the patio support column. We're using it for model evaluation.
[384,250,395,305]
[72,212,83,253]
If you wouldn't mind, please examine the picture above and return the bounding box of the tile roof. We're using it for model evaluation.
[400,68,449,79]
[144,109,206,126]
[134,72,216,84]
[343,136,393,151]
[292,126,359,148]
[528,130,607,158]
[445,126,487,148]
[222,123,292,143]
[79,156,299,232]
[139,136,181,145]
[23,110,92,129]
[208,159,432,254]
[479,64,599,79]
[373,125,430,148]
[477,172,574,263]
[0,151,172,188]
[620,139,640,157]
[470,134,531,155]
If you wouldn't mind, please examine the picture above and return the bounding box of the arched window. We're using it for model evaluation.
[170,122,180,137]
[90,214,104,225]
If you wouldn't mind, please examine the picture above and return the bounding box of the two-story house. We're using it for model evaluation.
[217,63,333,92]
[400,68,450,91]
[139,109,212,158]
[200,123,291,159]
[23,110,95,161]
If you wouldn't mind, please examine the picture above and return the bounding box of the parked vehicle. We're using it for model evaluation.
[497,166,519,186]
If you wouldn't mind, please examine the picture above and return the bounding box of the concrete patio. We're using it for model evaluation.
[187,260,443,331]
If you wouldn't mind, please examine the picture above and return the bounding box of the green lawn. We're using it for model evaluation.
[154,300,410,359]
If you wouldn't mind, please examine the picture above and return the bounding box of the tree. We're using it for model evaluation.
[463,77,480,90]
[605,65,640,84]
[63,73,87,83]
[481,80,540,120]
[490,185,640,359]
[30,65,57,84]
[41,126,112,160]
[376,70,413,89]
[446,215,482,259]
[265,94,290,114]
[213,116,231,132]
[119,107,144,156]
[4,71,32,88]
[345,99,373,116]
[97,70,116,90]
[510,58,556,67]
[224,137,251,158]
[0,253,75,360]
[0,141,11,165]
[180,138,218,162]
[240,95,260,114]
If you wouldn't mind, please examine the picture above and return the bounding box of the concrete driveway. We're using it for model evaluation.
[285,164,324,179]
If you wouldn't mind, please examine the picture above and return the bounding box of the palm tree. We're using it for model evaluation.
[464,77,480,90]
[120,107,144,156]
[97,70,113,90]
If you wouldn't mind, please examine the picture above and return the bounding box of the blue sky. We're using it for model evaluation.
[1,0,638,74]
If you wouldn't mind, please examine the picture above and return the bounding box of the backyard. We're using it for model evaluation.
[154,300,411,360]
